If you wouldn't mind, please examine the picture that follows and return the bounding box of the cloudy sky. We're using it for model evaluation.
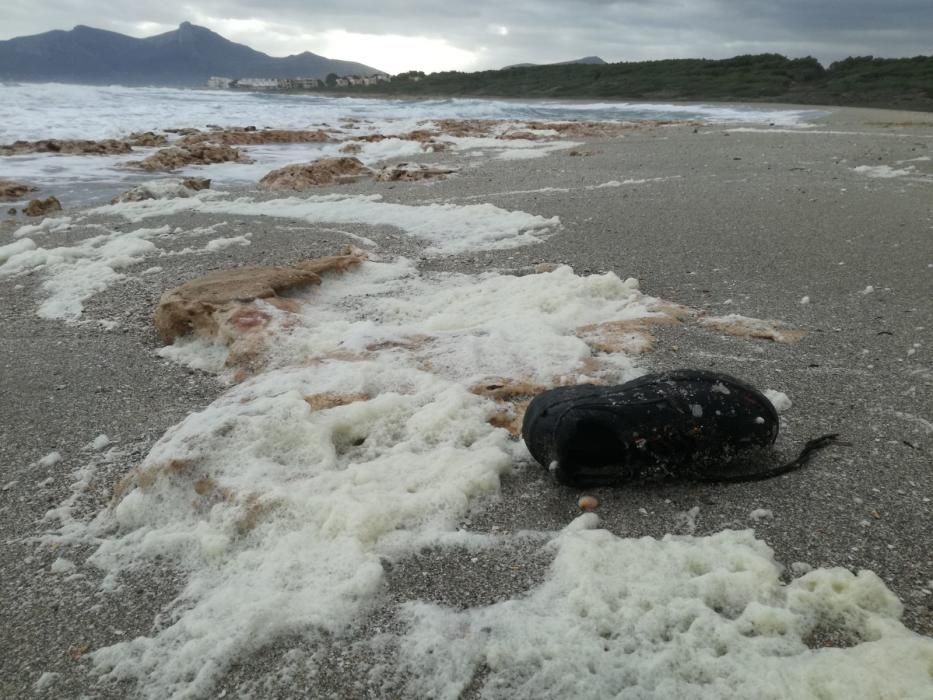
[2,1,930,74]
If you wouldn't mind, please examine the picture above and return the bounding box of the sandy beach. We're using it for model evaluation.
[1,104,931,698]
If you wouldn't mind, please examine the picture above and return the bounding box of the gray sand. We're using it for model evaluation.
[1,105,931,697]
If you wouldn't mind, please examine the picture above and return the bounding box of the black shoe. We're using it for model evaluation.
[521,369,780,487]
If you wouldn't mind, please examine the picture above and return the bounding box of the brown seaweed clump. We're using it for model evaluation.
[155,248,366,343]
[180,128,335,146]
[259,157,371,190]
[0,179,37,200]
[126,143,253,171]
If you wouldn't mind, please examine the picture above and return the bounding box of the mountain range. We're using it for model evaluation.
[0,22,384,86]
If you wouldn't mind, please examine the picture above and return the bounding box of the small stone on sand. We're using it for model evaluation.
[578,495,599,511]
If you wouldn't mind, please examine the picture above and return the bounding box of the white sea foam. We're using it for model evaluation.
[852,164,917,178]
[278,259,651,385]
[204,234,252,251]
[98,192,561,255]
[3,192,563,320]
[396,527,933,700]
[84,361,513,697]
[13,215,74,239]
[36,451,63,468]
[164,259,653,386]
[0,226,169,320]
[440,177,675,203]
[764,389,792,413]
[443,135,581,160]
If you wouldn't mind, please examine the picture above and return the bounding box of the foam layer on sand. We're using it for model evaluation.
[45,256,933,697]
[48,261,656,696]
[398,524,933,700]
[85,362,514,698]
[0,226,168,319]
[166,258,653,384]
[98,192,562,255]
[852,164,919,178]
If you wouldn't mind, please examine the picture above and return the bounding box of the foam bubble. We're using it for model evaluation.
[396,528,933,699]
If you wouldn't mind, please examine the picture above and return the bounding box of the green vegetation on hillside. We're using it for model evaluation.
[333,54,933,111]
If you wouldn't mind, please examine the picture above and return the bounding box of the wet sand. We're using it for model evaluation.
[1,105,931,697]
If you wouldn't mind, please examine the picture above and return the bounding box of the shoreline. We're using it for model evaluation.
[241,87,933,114]
[1,107,931,697]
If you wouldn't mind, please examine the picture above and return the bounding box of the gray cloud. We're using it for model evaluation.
[2,0,931,72]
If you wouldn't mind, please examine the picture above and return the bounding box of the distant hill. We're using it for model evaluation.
[0,22,384,86]
[356,53,933,112]
[503,56,607,69]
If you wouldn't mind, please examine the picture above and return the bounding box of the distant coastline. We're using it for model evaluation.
[295,55,933,113]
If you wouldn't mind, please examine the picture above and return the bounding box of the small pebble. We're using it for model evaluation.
[578,495,599,511]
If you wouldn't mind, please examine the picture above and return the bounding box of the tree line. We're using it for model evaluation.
[324,54,933,111]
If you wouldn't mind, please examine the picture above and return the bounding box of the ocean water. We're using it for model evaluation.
[0,83,826,205]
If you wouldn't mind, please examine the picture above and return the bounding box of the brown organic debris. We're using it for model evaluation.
[67,643,91,661]
[365,335,433,352]
[127,143,253,171]
[427,119,501,137]
[647,302,696,323]
[303,350,371,367]
[110,177,212,204]
[396,129,437,143]
[576,302,694,355]
[0,179,37,200]
[193,478,218,496]
[699,314,805,343]
[525,119,697,138]
[421,141,450,153]
[114,458,276,536]
[373,162,456,182]
[112,458,195,501]
[0,138,133,156]
[471,378,547,402]
[577,320,657,355]
[532,263,562,274]
[473,379,548,437]
[127,131,169,147]
[154,247,366,347]
[259,157,371,190]
[182,176,211,191]
[24,196,62,217]
[234,493,280,535]
[180,128,334,146]
[304,392,370,411]
[488,401,530,437]
[497,130,547,141]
